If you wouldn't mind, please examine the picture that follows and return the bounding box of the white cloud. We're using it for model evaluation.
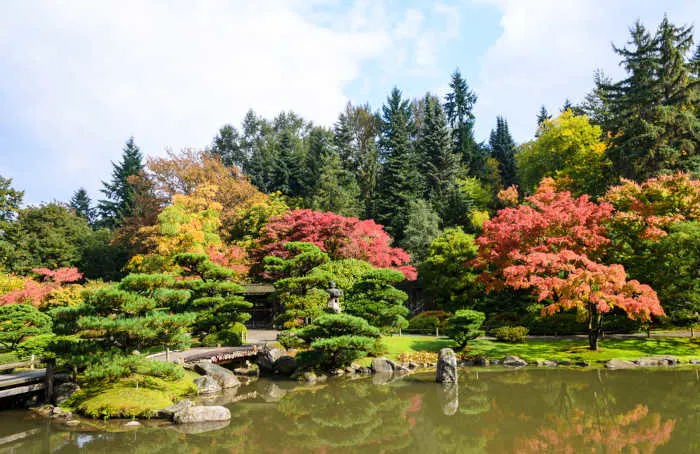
[0,0,393,202]
[473,0,700,142]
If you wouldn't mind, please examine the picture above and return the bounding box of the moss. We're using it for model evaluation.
[69,370,199,419]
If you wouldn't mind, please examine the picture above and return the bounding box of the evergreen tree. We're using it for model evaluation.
[444,70,480,174]
[536,105,551,127]
[211,124,246,170]
[375,87,422,241]
[69,188,94,226]
[272,129,304,196]
[400,199,441,265]
[97,137,144,229]
[489,116,518,188]
[560,99,574,112]
[417,94,460,203]
[303,126,335,197]
[602,18,699,180]
[310,152,362,217]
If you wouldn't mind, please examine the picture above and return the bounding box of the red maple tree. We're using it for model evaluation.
[1,268,83,307]
[253,209,416,280]
[475,179,664,350]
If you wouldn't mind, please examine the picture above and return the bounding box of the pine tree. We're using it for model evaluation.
[97,137,144,229]
[602,18,699,180]
[211,124,246,170]
[536,105,551,127]
[560,99,574,112]
[303,126,335,198]
[69,188,95,226]
[400,199,441,264]
[310,152,362,217]
[416,94,460,203]
[375,87,422,242]
[489,116,518,188]
[444,70,479,174]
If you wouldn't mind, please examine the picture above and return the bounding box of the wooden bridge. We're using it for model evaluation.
[147,344,264,364]
[0,369,48,400]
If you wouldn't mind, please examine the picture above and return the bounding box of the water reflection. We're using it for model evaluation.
[0,369,696,453]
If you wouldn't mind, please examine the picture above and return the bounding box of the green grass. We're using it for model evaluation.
[379,335,700,365]
[68,370,199,419]
[0,351,19,365]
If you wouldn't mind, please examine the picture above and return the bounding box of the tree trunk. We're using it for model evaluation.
[588,309,602,351]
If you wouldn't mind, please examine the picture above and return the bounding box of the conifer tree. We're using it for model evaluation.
[444,70,480,174]
[375,87,422,241]
[310,152,362,217]
[489,116,518,188]
[536,105,551,127]
[97,137,144,229]
[70,188,94,226]
[211,124,246,170]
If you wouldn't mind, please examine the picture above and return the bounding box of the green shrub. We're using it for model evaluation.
[491,326,528,343]
[277,330,306,349]
[82,356,184,383]
[200,322,247,347]
[408,311,452,332]
[445,309,485,348]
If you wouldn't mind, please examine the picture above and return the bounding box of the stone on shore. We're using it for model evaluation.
[194,375,222,394]
[436,348,458,383]
[274,355,298,375]
[194,362,240,389]
[502,356,528,367]
[156,399,194,419]
[257,347,285,372]
[634,355,678,367]
[173,405,231,424]
[605,359,638,369]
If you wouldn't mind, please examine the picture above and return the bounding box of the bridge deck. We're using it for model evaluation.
[147,344,263,364]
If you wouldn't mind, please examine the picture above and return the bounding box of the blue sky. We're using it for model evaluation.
[0,0,698,205]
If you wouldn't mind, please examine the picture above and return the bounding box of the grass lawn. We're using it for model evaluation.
[379,335,700,365]
[67,370,199,419]
[0,351,19,365]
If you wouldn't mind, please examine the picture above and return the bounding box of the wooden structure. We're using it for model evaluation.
[242,283,279,328]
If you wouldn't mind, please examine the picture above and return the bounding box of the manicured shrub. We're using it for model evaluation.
[445,309,485,348]
[408,311,452,333]
[491,326,529,343]
[277,330,306,349]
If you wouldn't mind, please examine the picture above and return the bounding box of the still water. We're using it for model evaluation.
[0,369,698,453]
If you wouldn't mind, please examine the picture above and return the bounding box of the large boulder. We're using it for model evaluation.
[194,375,222,394]
[371,357,395,374]
[436,348,458,383]
[257,347,285,372]
[194,362,240,389]
[173,405,231,424]
[502,356,528,367]
[605,359,638,370]
[634,355,678,367]
[156,399,194,419]
[53,382,80,405]
[274,355,298,375]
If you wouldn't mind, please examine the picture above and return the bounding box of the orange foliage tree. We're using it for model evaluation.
[1,268,83,307]
[475,178,664,350]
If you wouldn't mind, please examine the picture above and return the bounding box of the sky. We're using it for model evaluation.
[0,0,698,205]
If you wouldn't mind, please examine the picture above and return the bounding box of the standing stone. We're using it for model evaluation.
[257,346,285,372]
[436,348,458,383]
[371,357,396,374]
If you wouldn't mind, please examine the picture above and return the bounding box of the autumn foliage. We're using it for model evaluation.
[476,179,664,349]
[254,209,416,280]
[1,267,83,307]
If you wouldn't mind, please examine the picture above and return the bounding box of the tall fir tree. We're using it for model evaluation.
[416,94,461,204]
[444,70,480,175]
[97,137,144,229]
[536,105,551,127]
[601,18,699,180]
[310,151,362,217]
[489,116,518,188]
[69,187,95,226]
[375,87,422,242]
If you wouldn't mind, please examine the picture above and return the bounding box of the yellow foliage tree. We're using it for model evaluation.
[517,110,614,197]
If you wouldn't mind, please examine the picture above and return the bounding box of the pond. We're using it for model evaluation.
[0,368,698,453]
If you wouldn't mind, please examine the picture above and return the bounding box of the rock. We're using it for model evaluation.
[558,360,572,366]
[491,359,500,365]
[198,388,241,406]
[274,355,298,375]
[408,362,419,370]
[371,357,396,374]
[356,366,372,375]
[372,371,395,385]
[31,405,54,418]
[535,360,557,367]
[301,371,319,383]
[233,366,259,377]
[436,348,458,383]
[475,357,490,367]
[173,405,231,424]
[194,375,223,394]
[156,399,194,419]
[605,359,638,369]
[634,355,678,367]
[331,369,345,376]
[50,407,72,419]
[690,359,700,365]
[64,419,80,427]
[124,421,141,428]
[437,382,459,416]
[575,360,590,367]
[194,362,240,389]
[53,382,80,405]
[257,347,285,372]
[502,356,528,367]
[170,420,230,434]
